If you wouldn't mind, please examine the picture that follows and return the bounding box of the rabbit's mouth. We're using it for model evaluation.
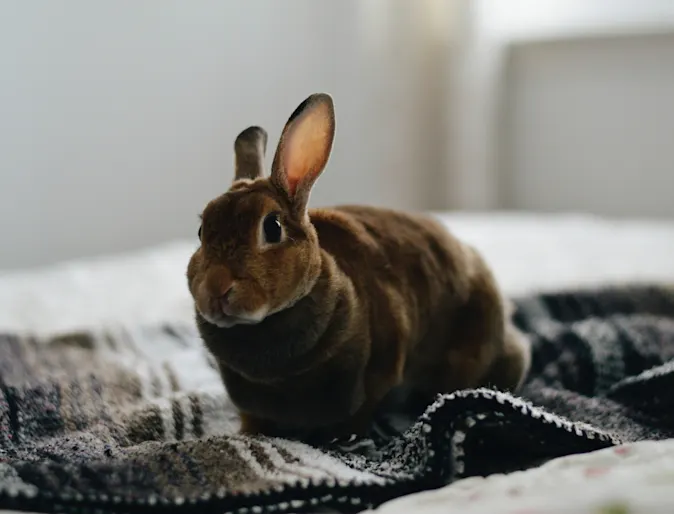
[198,306,268,329]
[192,277,270,329]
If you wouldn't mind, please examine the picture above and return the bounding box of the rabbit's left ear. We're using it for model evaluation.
[234,126,268,181]
[271,93,335,213]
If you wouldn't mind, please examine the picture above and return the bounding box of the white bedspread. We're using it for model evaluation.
[2,211,674,334]
[367,438,674,514]
[2,211,674,513]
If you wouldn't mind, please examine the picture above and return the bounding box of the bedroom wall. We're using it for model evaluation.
[7,1,672,271]
[0,1,453,270]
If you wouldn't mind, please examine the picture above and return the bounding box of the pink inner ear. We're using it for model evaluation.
[285,168,302,197]
[282,140,320,198]
[278,98,334,200]
[285,166,319,198]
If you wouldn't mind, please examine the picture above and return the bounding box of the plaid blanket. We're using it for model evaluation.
[1,284,674,513]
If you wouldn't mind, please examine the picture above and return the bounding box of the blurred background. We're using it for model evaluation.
[1,0,674,270]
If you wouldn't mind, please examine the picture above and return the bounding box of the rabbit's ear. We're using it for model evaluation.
[271,93,335,213]
[234,126,268,181]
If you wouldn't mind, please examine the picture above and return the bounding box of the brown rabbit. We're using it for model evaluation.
[187,93,530,440]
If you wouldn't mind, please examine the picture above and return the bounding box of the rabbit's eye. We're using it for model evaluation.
[198,225,202,240]
[262,212,283,244]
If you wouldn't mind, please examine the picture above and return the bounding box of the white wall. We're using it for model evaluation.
[0,1,450,270]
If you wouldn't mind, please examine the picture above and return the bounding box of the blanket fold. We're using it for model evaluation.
[1,284,674,513]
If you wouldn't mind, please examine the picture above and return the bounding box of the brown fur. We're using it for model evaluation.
[186,93,530,440]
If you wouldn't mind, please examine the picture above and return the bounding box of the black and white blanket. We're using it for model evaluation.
[1,284,674,513]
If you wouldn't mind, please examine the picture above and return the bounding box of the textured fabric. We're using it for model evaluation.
[0,285,674,513]
[365,439,674,514]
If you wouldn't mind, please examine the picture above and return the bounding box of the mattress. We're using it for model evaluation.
[2,211,674,513]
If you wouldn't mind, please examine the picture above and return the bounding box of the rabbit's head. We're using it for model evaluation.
[187,94,335,328]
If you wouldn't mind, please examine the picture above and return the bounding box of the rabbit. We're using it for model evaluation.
[186,93,530,441]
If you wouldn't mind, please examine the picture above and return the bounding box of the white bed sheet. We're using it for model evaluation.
[2,211,674,334]
[2,211,674,513]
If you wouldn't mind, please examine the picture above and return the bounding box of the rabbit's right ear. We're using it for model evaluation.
[234,126,268,181]
[270,93,335,214]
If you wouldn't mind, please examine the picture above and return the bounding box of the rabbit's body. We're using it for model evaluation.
[188,94,530,440]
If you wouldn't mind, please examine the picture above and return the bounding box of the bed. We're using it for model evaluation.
[2,211,674,514]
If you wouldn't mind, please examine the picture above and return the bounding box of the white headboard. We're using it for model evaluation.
[447,0,674,219]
